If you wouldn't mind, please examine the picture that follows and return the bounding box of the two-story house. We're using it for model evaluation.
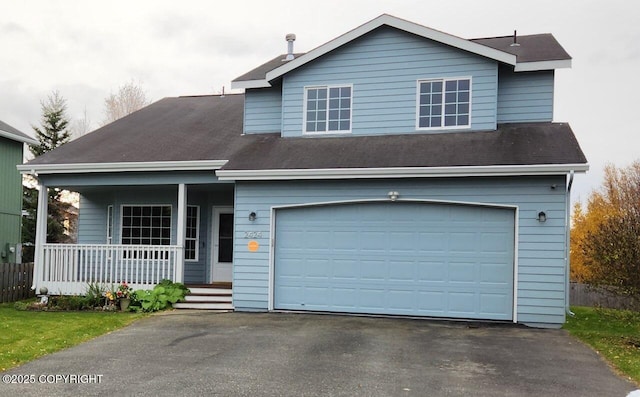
[19,15,587,327]
[0,120,37,263]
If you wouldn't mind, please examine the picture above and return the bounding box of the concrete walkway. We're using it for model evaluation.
[1,312,637,396]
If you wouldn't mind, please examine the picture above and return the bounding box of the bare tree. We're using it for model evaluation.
[70,107,92,138]
[102,80,151,125]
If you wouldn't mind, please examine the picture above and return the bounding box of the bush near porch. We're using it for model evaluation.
[0,301,144,371]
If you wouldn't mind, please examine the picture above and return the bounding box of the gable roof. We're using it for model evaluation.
[0,119,38,145]
[216,123,587,180]
[21,94,247,173]
[232,14,570,89]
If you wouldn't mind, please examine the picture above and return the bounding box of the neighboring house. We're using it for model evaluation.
[18,15,588,327]
[0,120,38,263]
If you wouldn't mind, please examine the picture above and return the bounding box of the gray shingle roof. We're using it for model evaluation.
[471,34,571,63]
[233,32,569,83]
[25,94,586,172]
[0,119,38,144]
[27,94,246,165]
[220,123,586,171]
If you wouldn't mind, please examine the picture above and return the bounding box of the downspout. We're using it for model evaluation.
[565,170,575,316]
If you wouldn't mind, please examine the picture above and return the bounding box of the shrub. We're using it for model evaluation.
[131,279,189,312]
[85,283,107,308]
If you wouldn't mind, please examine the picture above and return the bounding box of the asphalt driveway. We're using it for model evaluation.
[2,312,637,396]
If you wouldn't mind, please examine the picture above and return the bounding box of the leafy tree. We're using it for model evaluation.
[21,91,76,261]
[102,80,150,125]
[572,162,640,302]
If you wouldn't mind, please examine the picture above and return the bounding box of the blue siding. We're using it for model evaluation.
[281,26,498,137]
[497,67,554,123]
[233,177,569,326]
[77,185,234,284]
[78,193,112,244]
[244,86,282,134]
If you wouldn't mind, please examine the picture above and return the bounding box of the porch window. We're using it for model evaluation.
[121,205,172,246]
[106,205,113,245]
[185,206,199,261]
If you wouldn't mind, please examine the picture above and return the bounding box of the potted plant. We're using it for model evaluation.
[116,282,133,311]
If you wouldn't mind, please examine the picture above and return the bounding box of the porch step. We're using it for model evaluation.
[175,284,233,311]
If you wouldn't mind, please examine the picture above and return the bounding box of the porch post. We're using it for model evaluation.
[32,183,48,290]
[175,183,186,283]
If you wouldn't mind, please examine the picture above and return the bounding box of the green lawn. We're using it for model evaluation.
[564,306,640,385]
[0,301,145,371]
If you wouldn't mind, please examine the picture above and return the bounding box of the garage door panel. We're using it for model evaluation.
[388,261,416,281]
[480,293,511,315]
[448,292,478,314]
[448,262,477,283]
[274,203,514,321]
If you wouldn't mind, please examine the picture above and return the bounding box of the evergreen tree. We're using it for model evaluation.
[22,91,75,261]
[30,90,71,156]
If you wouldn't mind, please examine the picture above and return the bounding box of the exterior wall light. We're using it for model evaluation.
[249,211,257,221]
[537,211,547,223]
[388,191,399,201]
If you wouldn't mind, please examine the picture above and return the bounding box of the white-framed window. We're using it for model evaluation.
[120,205,172,246]
[185,205,199,261]
[106,205,113,245]
[417,77,471,129]
[304,85,352,133]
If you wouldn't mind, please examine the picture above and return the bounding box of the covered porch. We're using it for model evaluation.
[29,167,236,297]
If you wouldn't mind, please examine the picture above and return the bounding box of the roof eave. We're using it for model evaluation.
[515,59,572,72]
[217,163,590,181]
[263,14,516,83]
[230,80,272,90]
[17,160,229,175]
[0,129,38,145]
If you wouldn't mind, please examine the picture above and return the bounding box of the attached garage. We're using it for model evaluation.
[274,201,516,321]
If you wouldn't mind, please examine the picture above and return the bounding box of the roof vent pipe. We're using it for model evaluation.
[285,33,296,60]
[510,30,520,47]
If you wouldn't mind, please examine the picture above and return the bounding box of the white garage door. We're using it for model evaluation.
[274,202,515,320]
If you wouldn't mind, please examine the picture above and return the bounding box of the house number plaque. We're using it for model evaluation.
[244,231,262,239]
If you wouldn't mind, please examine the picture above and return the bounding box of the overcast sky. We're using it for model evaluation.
[1,0,638,205]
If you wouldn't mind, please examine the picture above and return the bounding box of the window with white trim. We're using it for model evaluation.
[121,205,171,246]
[106,205,113,245]
[185,206,199,261]
[417,78,471,129]
[305,85,352,133]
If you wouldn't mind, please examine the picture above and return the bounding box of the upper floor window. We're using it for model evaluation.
[305,85,352,133]
[417,78,471,129]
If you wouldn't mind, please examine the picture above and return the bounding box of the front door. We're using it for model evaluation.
[211,207,234,283]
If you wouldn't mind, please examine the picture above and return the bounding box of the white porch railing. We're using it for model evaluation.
[39,244,181,295]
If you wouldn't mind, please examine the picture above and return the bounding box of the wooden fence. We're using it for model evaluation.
[570,282,637,310]
[1,263,35,303]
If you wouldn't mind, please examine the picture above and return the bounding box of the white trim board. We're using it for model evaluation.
[17,160,228,174]
[217,163,589,181]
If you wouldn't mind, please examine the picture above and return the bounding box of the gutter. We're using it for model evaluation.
[217,163,590,181]
[566,170,575,317]
[17,160,228,175]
